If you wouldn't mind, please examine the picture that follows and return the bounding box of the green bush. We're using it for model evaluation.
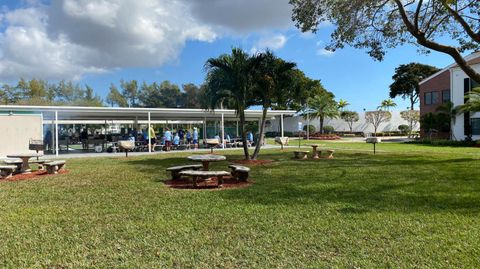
[303,125,316,134]
[398,124,411,134]
[323,125,334,134]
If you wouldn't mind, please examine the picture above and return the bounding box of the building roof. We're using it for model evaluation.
[0,105,295,121]
[419,51,480,85]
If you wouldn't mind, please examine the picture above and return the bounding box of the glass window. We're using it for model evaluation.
[472,118,480,135]
[442,90,450,103]
[432,91,440,104]
[425,92,432,105]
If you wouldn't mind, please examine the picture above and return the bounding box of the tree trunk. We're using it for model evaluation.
[410,96,415,110]
[319,116,324,134]
[251,107,268,160]
[239,111,250,160]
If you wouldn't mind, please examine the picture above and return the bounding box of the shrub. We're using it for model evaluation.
[323,125,335,134]
[398,124,411,134]
[303,125,316,134]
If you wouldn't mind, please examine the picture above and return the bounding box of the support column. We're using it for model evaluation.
[236,120,239,137]
[280,114,284,137]
[306,104,310,140]
[55,111,59,157]
[148,112,151,153]
[203,117,207,143]
[221,113,225,149]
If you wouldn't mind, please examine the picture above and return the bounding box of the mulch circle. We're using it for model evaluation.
[231,159,273,165]
[1,170,69,182]
[164,176,252,190]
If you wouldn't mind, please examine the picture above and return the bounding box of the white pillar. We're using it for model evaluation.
[306,105,310,140]
[221,113,225,148]
[281,114,284,137]
[55,110,59,157]
[203,117,207,142]
[236,120,239,137]
[148,112,151,153]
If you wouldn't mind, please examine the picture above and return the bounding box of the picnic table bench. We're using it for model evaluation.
[228,164,250,181]
[166,164,203,180]
[44,161,66,174]
[3,159,23,170]
[179,170,230,188]
[0,165,17,179]
[29,159,51,170]
[293,150,310,159]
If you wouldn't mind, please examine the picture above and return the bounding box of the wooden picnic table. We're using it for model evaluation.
[6,153,44,174]
[187,154,226,171]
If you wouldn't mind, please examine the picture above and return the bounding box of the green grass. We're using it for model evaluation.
[1,143,479,268]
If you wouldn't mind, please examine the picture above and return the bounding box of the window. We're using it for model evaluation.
[424,91,440,105]
[442,90,450,103]
[472,118,480,135]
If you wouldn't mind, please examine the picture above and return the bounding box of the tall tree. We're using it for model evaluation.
[120,80,139,107]
[304,88,339,134]
[340,110,359,132]
[390,63,440,110]
[159,81,182,108]
[182,83,202,108]
[250,50,297,159]
[400,110,420,137]
[337,99,349,111]
[378,98,397,111]
[106,84,128,107]
[290,0,480,83]
[204,48,263,160]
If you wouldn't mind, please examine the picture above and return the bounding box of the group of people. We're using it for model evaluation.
[139,126,200,152]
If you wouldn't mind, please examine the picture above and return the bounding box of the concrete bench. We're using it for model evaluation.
[44,161,66,174]
[228,165,251,181]
[29,159,51,170]
[0,165,17,179]
[326,150,335,159]
[293,151,310,159]
[179,170,230,188]
[166,164,203,180]
[3,160,23,171]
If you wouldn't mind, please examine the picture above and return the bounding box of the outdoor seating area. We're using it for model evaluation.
[293,146,335,160]
[166,154,251,188]
[0,154,67,179]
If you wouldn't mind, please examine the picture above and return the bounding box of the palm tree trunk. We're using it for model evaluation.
[239,111,250,160]
[319,116,324,134]
[251,107,267,160]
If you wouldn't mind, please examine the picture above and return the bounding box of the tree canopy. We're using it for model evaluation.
[290,0,480,83]
[390,63,440,110]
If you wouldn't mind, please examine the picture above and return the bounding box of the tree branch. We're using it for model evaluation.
[440,1,480,43]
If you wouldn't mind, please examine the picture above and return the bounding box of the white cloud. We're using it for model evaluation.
[251,34,287,53]
[0,0,294,81]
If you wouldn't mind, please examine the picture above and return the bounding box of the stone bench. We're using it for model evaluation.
[166,164,203,180]
[179,170,230,188]
[29,159,51,170]
[228,164,251,181]
[326,150,335,159]
[44,161,66,174]
[3,159,23,171]
[0,165,17,179]
[293,151,310,159]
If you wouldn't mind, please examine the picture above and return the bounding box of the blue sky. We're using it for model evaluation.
[0,0,455,111]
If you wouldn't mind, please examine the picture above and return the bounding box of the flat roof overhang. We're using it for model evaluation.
[0,105,296,122]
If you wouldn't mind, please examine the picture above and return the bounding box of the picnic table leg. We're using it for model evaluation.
[217,175,224,188]
[193,176,198,188]
[202,161,209,171]
[20,157,32,173]
[312,147,319,159]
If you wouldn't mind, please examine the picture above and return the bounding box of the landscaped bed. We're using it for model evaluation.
[0,143,479,268]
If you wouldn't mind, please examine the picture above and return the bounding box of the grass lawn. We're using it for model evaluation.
[1,142,479,268]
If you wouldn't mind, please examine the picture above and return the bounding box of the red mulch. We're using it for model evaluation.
[2,170,69,182]
[231,159,274,165]
[164,176,252,190]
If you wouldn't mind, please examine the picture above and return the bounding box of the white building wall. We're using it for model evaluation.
[451,64,480,141]
[268,111,418,135]
[0,114,43,157]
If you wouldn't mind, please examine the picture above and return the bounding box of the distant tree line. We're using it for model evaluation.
[0,78,205,109]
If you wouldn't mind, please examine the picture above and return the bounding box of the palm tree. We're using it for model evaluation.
[337,99,349,111]
[455,88,480,114]
[250,50,297,159]
[378,98,397,111]
[203,48,263,160]
[304,89,339,134]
